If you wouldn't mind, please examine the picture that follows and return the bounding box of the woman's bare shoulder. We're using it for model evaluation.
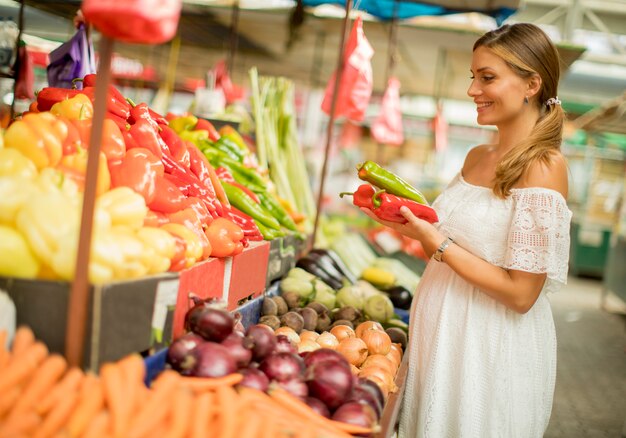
[520,151,569,198]
[462,144,492,172]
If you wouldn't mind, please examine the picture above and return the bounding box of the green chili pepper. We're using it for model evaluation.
[257,192,298,231]
[254,220,284,240]
[221,181,281,230]
[357,161,428,205]
[209,153,267,190]
[215,137,246,162]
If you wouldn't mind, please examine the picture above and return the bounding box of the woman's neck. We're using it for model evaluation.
[494,108,541,155]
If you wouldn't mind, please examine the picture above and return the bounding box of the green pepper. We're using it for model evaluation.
[178,129,209,145]
[357,161,428,205]
[214,137,246,162]
[254,220,284,240]
[205,149,267,190]
[221,181,281,230]
[169,115,199,133]
[257,191,297,231]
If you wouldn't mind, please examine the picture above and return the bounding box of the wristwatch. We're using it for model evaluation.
[433,237,454,262]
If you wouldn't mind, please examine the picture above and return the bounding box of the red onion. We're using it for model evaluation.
[244,325,277,361]
[303,348,348,369]
[166,333,204,374]
[220,331,253,369]
[276,377,309,399]
[332,401,377,436]
[357,377,386,407]
[259,353,305,382]
[274,335,298,355]
[238,368,270,392]
[305,397,331,418]
[306,360,354,410]
[348,385,383,420]
[185,306,234,343]
[187,342,237,378]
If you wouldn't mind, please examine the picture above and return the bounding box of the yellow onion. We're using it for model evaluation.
[298,339,321,353]
[359,366,397,395]
[275,326,300,345]
[355,321,384,339]
[299,330,319,343]
[362,354,397,376]
[336,337,368,367]
[362,374,389,399]
[330,324,355,342]
[316,332,339,350]
[387,343,403,366]
[360,328,391,356]
[350,364,360,375]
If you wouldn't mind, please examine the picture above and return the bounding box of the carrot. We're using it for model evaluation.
[80,410,110,438]
[127,370,179,438]
[0,341,48,394]
[237,409,263,438]
[0,387,20,420]
[215,384,238,438]
[66,374,104,437]
[33,390,78,438]
[0,411,42,438]
[117,354,145,417]
[36,367,83,415]
[10,326,35,356]
[190,392,213,438]
[10,354,67,417]
[178,373,243,392]
[0,330,8,371]
[100,362,127,438]
[163,387,192,438]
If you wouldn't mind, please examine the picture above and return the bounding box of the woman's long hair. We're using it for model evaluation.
[474,23,566,198]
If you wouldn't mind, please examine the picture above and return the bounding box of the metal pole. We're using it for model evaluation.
[10,0,25,120]
[311,0,353,248]
[65,36,114,368]
[227,0,241,74]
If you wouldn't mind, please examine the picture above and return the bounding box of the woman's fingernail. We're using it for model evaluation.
[400,206,409,214]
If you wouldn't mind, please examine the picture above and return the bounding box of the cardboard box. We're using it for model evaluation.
[1,273,179,371]
[227,241,270,310]
[172,257,227,339]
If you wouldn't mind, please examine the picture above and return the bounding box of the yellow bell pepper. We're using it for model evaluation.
[96,187,147,229]
[36,167,80,199]
[161,223,203,268]
[0,148,38,179]
[57,150,111,197]
[101,226,150,280]
[0,225,40,278]
[136,226,176,274]
[0,176,38,224]
[4,112,67,169]
[50,93,94,120]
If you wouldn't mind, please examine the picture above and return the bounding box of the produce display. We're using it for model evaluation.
[0,74,310,283]
[341,161,438,224]
[0,327,374,437]
[165,300,387,434]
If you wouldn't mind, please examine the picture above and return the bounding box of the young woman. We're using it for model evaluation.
[364,23,572,437]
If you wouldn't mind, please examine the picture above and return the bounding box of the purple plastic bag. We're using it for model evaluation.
[46,24,96,89]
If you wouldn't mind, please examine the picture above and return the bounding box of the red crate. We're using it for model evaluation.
[227,241,270,310]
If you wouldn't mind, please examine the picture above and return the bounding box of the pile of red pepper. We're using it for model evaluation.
[341,161,438,224]
[29,74,265,267]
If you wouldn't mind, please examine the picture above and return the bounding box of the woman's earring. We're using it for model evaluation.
[524,96,529,104]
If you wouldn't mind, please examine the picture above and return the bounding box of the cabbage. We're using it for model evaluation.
[336,285,367,310]
[313,280,336,309]
[364,294,395,323]
[287,267,316,282]
[280,277,314,299]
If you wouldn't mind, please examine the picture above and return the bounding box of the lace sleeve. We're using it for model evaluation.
[504,189,572,292]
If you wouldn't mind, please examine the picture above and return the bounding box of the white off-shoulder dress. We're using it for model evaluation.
[399,173,572,438]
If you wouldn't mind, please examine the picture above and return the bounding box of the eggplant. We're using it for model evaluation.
[386,285,412,309]
[296,257,344,290]
[306,252,347,286]
[309,248,357,284]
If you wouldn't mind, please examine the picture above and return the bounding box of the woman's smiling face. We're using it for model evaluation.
[467,46,530,128]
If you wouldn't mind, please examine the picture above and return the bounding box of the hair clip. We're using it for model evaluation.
[545,97,561,106]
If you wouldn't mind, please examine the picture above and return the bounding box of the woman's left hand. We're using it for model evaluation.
[361,206,444,257]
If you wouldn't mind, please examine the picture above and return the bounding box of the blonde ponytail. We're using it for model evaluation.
[494,104,566,198]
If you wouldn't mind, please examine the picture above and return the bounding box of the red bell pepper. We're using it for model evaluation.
[58,116,82,156]
[82,74,130,113]
[184,196,212,225]
[81,86,131,120]
[339,184,376,209]
[168,234,187,272]
[36,88,80,111]
[109,148,160,204]
[164,173,190,196]
[215,166,259,203]
[227,207,263,241]
[72,118,126,163]
[205,218,244,257]
[188,146,229,209]
[148,175,188,214]
[129,119,165,159]
[144,209,169,227]
[160,125,190,169]
[195,118,220,142]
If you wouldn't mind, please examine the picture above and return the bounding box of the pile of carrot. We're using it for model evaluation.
[0,327,375,438]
